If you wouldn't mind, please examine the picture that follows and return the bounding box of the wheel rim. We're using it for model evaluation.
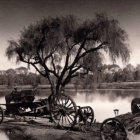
[79,106,94,125]
[0,107,4,124]
[100,118,127,140]
[50,94,77,127]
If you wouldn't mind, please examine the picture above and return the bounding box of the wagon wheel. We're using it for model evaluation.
[50,94,77,128]
[100,118,127,140]
[78,106,94,125]
[0,107,4,124]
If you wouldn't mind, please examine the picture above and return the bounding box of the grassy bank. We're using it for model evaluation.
[98,82,140,89]
[0,84,79,97]
[0,81,140,95]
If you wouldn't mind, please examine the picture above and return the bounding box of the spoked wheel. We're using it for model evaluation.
[0,107,4,124]
[78,106,94,125]
[100,118,127,140]
[50,94,77,128]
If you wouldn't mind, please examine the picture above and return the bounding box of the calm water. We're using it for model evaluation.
[0,131,9,140]
[74,89,140,122]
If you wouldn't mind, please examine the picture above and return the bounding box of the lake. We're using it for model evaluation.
[74,89,140,122]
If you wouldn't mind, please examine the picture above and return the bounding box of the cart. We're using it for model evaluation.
[0,89,94,128]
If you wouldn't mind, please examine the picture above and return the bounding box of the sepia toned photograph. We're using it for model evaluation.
[0,0,140,139]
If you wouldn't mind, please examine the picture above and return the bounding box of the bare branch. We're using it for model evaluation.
[71,65,82,74]
[44,49,56,64]
[31,63,46,77]
[51,55,56,73]
[66,39,87,71]
[71,74,79,78]
[35,48,59,78]
[78,42,109,60]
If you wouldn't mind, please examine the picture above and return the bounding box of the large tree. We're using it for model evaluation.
[6,14,130,94]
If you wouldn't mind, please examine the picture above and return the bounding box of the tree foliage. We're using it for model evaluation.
[6,14,130,94]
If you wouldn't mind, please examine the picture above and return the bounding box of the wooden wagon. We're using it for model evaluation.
[0,89,94,128]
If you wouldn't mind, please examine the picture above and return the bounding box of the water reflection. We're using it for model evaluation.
[73,89,140,122]
[0,130,9,140]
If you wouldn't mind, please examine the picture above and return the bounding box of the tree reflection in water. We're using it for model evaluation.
[73,89,140,122]
[0,130,9,140]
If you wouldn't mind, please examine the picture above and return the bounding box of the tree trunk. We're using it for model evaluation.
[55,83,65,95]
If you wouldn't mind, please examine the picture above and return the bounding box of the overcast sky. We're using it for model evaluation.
[0,0,140,70]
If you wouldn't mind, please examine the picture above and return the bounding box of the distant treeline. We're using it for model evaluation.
[0,64,140,88]
[73,63,140,89]
[100,64,140,83]
[0,67,49,87]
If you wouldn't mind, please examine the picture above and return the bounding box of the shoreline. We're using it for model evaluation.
[1,81,140,90]
[98,81,140,89]
[0,82,140,97]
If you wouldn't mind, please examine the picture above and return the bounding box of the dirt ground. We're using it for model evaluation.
[0,117,102,140]
[0,113,140,140]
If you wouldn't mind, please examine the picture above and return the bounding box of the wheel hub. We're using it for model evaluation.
[60,108,67,116]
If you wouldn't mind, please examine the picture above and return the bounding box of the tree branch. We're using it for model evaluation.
[78,42,108,60]
[66,39,87,71]
[55,40,87,90]
[61,42,108,87]
[31,63,46,77]
[55,42,78,90]
[51,55,56,74]
[44,49,56,64]
[36,48,60,78]
[71,65,82,74]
